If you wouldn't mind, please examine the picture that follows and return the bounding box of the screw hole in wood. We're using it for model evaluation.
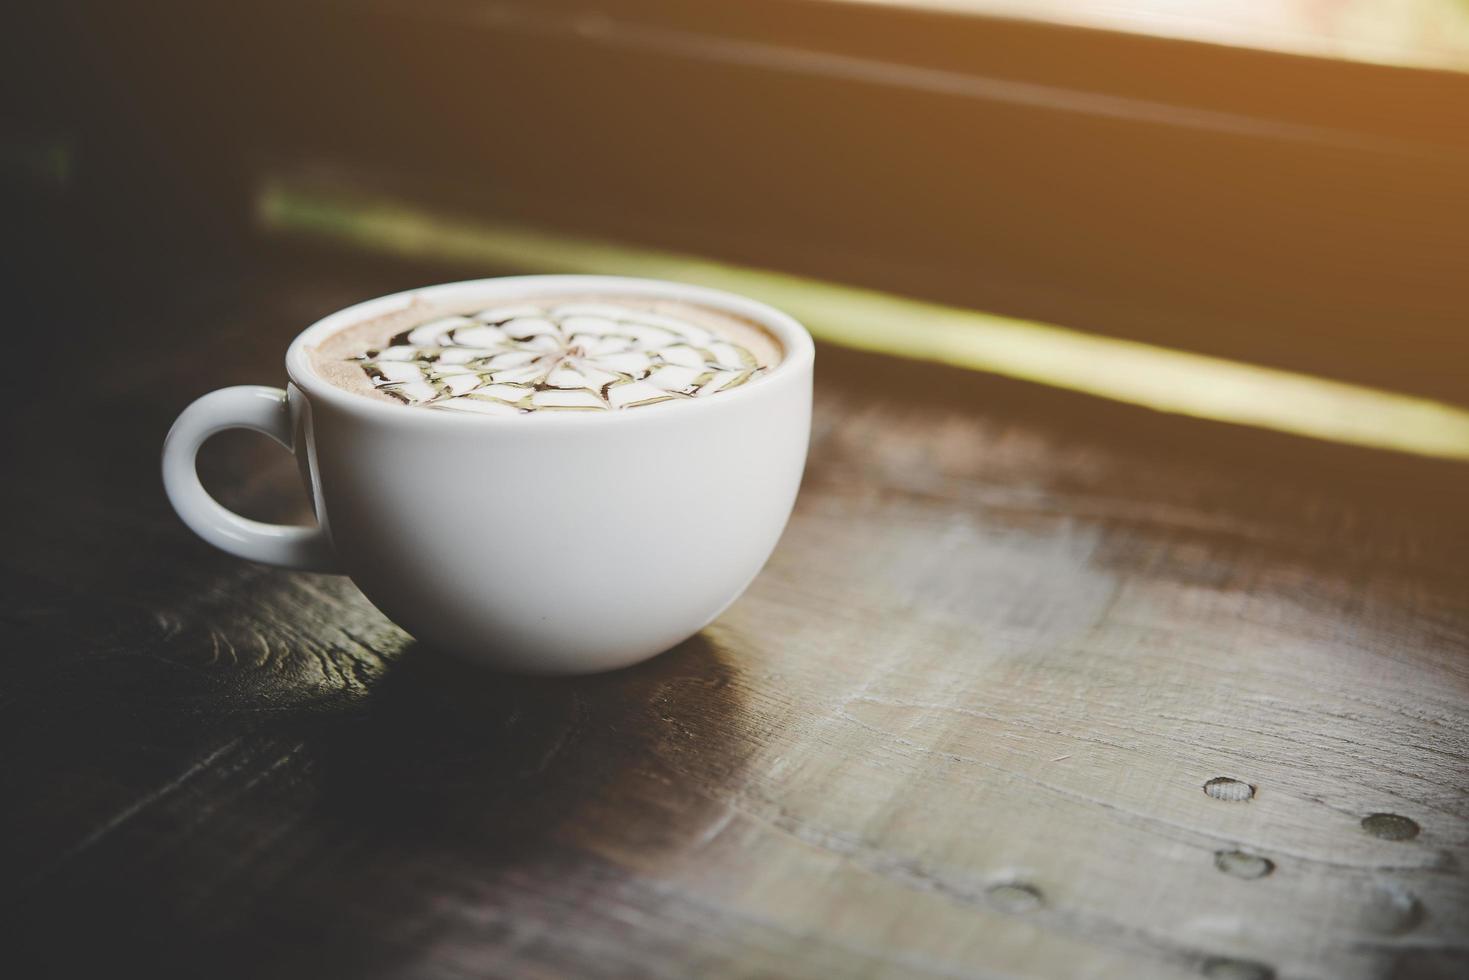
[1361,813,1420,841]
[1203,777,1255,802]
[1213,850,1274,879]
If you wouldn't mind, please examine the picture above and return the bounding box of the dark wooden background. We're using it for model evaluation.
[2,2,1468,977]
[7,0,1469,398]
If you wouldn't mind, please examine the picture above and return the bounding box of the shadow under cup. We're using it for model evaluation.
[283,276,815,674]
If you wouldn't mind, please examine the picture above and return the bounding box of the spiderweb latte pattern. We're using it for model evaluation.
[352,302,768,415]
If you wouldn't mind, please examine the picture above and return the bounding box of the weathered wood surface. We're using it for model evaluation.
[1,242,1466,980]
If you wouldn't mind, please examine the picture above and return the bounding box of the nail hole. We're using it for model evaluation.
[1213,850,1275,879]
[1357,884,1425,935]
[1202,957,1275,980]
[986,882,1044,914]
[1361,813,1420,841]
[1203,777,1255,802]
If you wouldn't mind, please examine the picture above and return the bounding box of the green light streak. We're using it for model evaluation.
[258,179,1469,461]
[1,135,74,189]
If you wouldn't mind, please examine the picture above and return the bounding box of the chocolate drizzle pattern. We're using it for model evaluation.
[350,302,768,414]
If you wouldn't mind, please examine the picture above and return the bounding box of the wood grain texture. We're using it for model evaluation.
[1,240,1465,980]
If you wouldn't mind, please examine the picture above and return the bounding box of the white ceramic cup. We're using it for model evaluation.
[162,275,813,674]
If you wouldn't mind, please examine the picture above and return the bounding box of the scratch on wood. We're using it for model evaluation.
[693,807,737,848]
[11,737,244,896]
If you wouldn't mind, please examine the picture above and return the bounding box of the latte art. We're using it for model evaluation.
[344,301,770,415]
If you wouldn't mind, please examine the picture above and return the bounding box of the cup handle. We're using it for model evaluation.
[162,385,338,572]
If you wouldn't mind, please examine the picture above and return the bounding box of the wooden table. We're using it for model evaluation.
[2,242,1465,980]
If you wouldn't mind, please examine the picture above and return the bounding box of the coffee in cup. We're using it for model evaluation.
[308,294,783,415]
[162,276,813,674]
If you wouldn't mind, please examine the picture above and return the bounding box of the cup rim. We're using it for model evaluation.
[285,275,814,425]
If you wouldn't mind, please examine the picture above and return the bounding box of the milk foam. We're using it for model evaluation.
[331,301,772,415]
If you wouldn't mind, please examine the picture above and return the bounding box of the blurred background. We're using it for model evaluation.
[4,7,1469,977]
[3,0,1469,439]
